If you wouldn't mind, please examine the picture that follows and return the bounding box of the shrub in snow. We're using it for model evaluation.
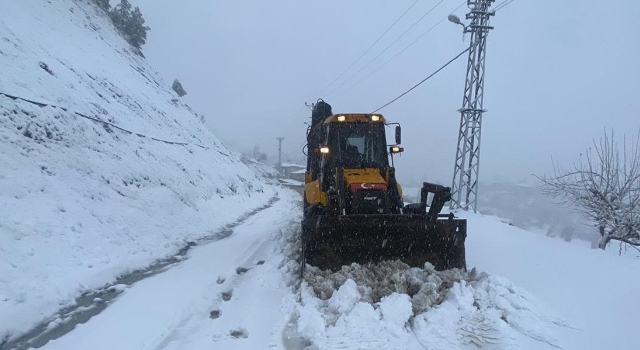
[38,61,54,76]
[109,0,131,33]
[172,79,187,97]
[109,0,150,50]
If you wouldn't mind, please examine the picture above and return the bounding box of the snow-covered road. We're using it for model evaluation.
[37,190,301,350]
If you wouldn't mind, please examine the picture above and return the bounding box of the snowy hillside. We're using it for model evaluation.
[0,0,277,342]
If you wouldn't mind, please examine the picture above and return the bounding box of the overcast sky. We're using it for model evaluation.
[131,0,640,186]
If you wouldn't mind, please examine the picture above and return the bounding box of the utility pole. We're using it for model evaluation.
[276,136,284,173]
[450,0,495,212]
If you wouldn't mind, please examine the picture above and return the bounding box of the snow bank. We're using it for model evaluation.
[462,212,640,350]
[0,0,276,341]
[298,261,567,350]
[303,261,466,312]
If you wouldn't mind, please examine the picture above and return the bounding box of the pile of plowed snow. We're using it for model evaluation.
[268,203,569,350]
[296,261,567,350]
[303,261,467,313]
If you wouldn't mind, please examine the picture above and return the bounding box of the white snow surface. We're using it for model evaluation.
[32,190,640,350]
[297,260,566,350]
[0,0,276,340]
[40,190,303,350]
[2,1,640,350]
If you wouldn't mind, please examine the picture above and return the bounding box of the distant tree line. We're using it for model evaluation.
[92,0,150,50]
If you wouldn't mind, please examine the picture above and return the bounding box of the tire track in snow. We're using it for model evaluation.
[1,196,279,350]
[30,190,301,350]
[153,201,302,350]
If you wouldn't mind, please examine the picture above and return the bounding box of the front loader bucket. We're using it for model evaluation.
[301,214,466,271]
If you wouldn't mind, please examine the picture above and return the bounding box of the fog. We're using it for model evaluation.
[132,0,640,186]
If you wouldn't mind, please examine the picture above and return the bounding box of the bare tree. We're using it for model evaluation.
[537,129,640,250]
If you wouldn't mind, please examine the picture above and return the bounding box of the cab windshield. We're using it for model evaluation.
[329,122,389,169]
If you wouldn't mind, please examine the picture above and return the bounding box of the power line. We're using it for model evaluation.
[337,0,515,100]
[0,91,217,150]
[315,0,420,96]
[493,0,516,11]
[334,1,467,98]
[335,0,514,100]
[324,0,516,109]
[371,46,470,113]
[326,0,446,98]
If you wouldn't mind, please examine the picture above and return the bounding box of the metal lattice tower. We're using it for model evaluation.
[450,0,495,212]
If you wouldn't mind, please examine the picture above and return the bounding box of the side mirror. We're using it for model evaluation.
[389,146,404,154]
[395,125,401,145]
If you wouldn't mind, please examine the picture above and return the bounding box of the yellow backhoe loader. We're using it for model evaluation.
[301,100,466,274]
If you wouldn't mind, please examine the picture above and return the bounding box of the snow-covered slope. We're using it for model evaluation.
[0,0,276,341]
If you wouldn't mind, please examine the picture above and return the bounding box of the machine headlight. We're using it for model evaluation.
[371,115,381,122]
[389,146,404,154]
[337,115,346,122]
[320,146,330,154]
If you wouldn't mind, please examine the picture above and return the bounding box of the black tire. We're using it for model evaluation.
[303,191,313,220]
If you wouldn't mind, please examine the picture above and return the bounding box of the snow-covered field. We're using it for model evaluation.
[463,213,640,350]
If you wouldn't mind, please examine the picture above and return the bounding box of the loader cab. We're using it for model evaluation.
[329,121,389,170]
[310,117,396,215]
[305,106,403,215]
[313,115,391,191]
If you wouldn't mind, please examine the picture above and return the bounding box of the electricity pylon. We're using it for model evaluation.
[450,0,495,212]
